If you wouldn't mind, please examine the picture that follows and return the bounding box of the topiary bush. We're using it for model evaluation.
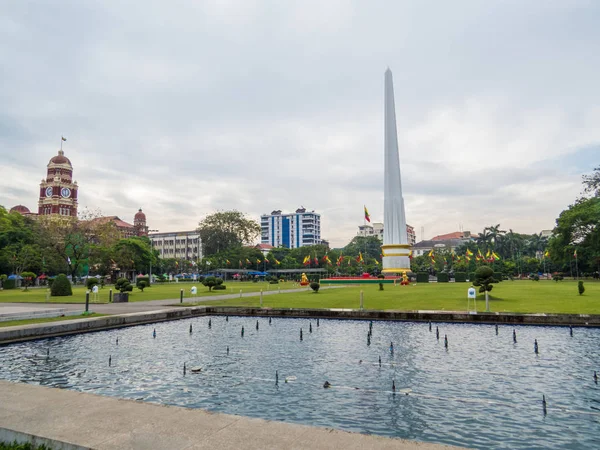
[202,276,219,291]
[20,272,37,291]
[379,282,384,291]
[454,272,467,282]
[531,274,540,281]
[115,277,132,293]
[137,280,148,292]
[51,274,73,296]
[136,276,150,287]
[578,280,585,295]
[86,278,99,290]
[416,272,429,283]
[553,274,563,282]
[310,282,320,293]
[213,284,226,290]
[473,267,496,294]
[437,273,449,283]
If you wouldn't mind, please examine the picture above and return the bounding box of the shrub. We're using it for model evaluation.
[115,277,132,293]
[493,272,503,282]
[136,276,150,287]
[213,284,226,290]
[377,274,385,279]
[437,273,449,283]
[137,281,148,292]
[553,274,563,282]
[86,278,99,290]
[531,274,540,281]
[3,279,16,289]
[51,274,73,296]
[269,280,278,284]
[578,280,585,295]
[473,267,495,294]
[468,272,476,282]
[216,278,224,285]
[379,282,384,291]
[310,282,320,293]
[20,271,37,290]
[202,276,219,291]
[454,272,467,282]
[47,278,54,288]
[416,272,429,283]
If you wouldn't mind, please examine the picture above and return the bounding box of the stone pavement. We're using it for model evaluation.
[0,380,460,450]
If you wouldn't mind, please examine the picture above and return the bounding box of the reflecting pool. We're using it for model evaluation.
[1,317,599,449]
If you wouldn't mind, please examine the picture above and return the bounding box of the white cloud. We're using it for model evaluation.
[1,0,599,248]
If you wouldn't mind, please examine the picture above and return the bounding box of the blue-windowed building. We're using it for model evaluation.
[260,207,321,248]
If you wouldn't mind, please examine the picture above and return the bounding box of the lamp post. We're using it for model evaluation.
[148,230,159,284]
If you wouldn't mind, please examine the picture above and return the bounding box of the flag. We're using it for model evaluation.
[239,260,243,268]
[61,136,67,142]
[256,259,261,264]
[274,258,281,265]
[264,257,269,263]
[364,205,371,223]
[492,252,500,261]
[175,261,179,267]
[485,249,491,259]
[408,250,413,259]
[356,252,364,263]
[314,256,319,265]
[544,251,549,258]
[303,255,310,266]
[246,258,251,264]
[322,255,332,265]
[476,249,483,261]
[428,249,435,263]
[573,250,577,258]
[226,259,231,265]
[466,249,473,257]
[67,256,71,264]
[374,260,379,265]
[456,255,462,263]
[336,255,343,266]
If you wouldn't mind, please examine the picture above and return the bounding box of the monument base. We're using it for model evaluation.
[382,244,411,274]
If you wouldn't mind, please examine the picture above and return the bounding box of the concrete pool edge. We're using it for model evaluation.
[0,306,598,344]
[0,380,459,450]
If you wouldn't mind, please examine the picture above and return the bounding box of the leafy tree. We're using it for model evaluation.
[137,280,148,292]
[113,237,154,274]
[582,166,600,197]
[20,271,36,291]
[202,276,219,291]
[51,273,73,296]
[198,211,261,255]
[472,266,497,311]
[115,277,132,293]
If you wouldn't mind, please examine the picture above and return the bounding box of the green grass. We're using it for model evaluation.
[0,281,299,304]
[187,280,600,315]
[0,313,106,328]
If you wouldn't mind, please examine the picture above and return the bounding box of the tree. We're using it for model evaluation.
[20,271,37,291]
[472,266,497,311]
[115,277,132,293]
[582,166,600,197]
[202,276,220,291]
[113,237,154,274]
[197,211,261,255]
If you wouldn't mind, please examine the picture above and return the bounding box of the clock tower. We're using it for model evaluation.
[38,150,78,217]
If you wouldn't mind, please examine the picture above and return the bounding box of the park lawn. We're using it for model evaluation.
[0,281,299,304]
[194,280,600,315]
[0,313,106,328]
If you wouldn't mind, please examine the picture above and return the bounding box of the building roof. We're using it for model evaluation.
[49,150,72,166]
[10,205,31,214]
[255,243,274,250]
[431,231,466,241]
[413,238,465,249]
[134,208,146,221]
[91,216,134,229]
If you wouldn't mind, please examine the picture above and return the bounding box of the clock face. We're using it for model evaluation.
[61,187,71,198]
[45,187,53,197]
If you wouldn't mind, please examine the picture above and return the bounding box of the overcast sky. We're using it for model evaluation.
[1,1,599,247]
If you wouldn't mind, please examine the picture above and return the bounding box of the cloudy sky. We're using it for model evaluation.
[1,0,599,247]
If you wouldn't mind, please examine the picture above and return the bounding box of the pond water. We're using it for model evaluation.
[1,317,599,449]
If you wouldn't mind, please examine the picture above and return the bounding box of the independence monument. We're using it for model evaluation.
[381,68,411,273]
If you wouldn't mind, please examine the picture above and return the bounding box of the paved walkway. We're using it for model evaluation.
[0,380,459,450]
[0,286,336,315]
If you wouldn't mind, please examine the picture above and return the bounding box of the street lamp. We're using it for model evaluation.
[148,229,159,284]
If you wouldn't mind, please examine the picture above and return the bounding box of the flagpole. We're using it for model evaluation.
[575,253,579,280]
[60,136,63,151]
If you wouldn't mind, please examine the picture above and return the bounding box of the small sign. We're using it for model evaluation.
[191,286,197,295]
[467,287,476,299]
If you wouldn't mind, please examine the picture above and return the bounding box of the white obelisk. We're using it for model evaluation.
[382,68,411,273]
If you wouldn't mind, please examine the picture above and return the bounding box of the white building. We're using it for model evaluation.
[261,207,321,248]
[358,223,416,246]
[149,231,202,261]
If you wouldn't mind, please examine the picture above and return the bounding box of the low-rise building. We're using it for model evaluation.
[149,231,201,261]
[357,222,416,246]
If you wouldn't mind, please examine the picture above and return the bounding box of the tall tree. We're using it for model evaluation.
[582,166,600,197]
[197,211,261,256]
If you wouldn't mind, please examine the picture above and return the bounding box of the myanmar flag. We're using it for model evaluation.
[356,252,364,263]
[226,259,231,265]
[466,249,474,257]
[364,206,370,223]
[264,257,269,263]
[544,251,549,258]
[246,258,251,265]
[573,250,577,258]
[314,256,319,265]
[408,250,413,259]
[256,259,261,264]
[274,258,281,265]
[336,255,343,266]
[374,260,379,265]
[303,256,310,266]
[492,252,500,261]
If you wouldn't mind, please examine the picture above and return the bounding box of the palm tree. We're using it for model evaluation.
[476,229,492,251]
[485,224,506,249]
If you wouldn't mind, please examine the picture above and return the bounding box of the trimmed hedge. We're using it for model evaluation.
[493,272,503,282]
[468,272,476,282]
[454,272,467,282]
[416,272,429,283]
[213,284,227,290]
[437,273,449,282]
[51,274,72,296]
[2,279,16,289]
